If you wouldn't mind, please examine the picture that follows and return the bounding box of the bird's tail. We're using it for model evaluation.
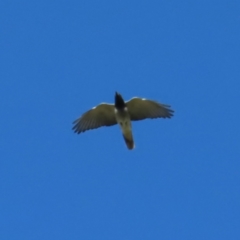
[122,132,135,150]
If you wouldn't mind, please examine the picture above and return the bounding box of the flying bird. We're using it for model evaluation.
[72,92,174,150]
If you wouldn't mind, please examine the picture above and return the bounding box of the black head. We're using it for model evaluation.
[115,92,126,110]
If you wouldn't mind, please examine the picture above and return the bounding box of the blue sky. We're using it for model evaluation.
[1,1,240,239]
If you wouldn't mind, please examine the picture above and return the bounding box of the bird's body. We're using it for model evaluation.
[72,92,174,150]
[115,107,134,149]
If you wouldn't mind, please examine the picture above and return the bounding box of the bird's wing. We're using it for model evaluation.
[126,97,174,121]
[72,103,117,133]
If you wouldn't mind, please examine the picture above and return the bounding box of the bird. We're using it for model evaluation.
[72,92,174,150]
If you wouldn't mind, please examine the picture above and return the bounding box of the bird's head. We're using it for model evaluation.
[115,92,126,110]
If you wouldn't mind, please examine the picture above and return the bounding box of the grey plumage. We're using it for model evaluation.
[72,103,117,133]
[126,98,173,121]
[72,96,174,134]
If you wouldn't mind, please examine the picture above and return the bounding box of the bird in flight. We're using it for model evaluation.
[72,92,174,150]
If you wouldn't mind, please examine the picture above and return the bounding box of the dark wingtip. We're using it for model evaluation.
[166,106,174,118]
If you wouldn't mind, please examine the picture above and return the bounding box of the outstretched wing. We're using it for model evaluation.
[72,103,117,133]
[126,97,174,121]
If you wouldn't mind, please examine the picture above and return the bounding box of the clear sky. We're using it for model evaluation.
[1,1,239,239]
